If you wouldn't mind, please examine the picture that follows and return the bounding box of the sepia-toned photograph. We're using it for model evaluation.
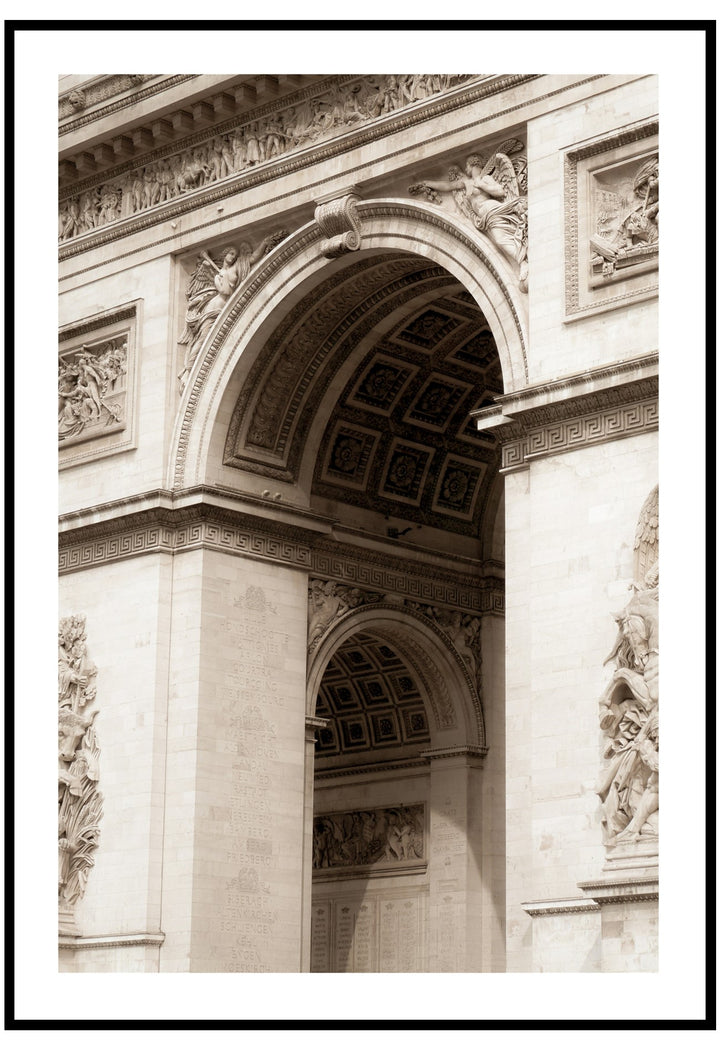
[9,21,709,1030]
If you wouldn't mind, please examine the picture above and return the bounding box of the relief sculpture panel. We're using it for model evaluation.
[313,804,425,873]
[597,487,659,851]
[58,75,473,243]
[58,615,103,936]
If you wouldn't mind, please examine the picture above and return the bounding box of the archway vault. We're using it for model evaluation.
[168,199,528,502]
[307,603,486,753]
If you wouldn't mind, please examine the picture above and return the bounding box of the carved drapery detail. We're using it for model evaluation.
[177,231,288,391]
[313,804,425,871]
[315,189,362,258]
[597,486,659,849]
[409,139,529,291]
[58,74,473,243]
[58,615,103,935]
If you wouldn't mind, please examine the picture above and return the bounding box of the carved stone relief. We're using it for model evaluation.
[58,75,472,242]
[564,122,658,318]
[58,615,103,935]
[177,232,288,390]
[597,486,658,848]
[313,804,425,871]
[409,138,529,291]
[308,578,384,655]
[405,601,482,694]
[589,154,659,281]
[58,336,128,444]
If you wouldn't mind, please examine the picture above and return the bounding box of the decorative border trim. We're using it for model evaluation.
[59,932,165,950]
[472,359,658,472]
[577,876,659,906]
[315,756,430,781]
[521,898,600,918]
[420,745,488,762]
[58,491,505,617]
[564,120,659,318]
[501,397,658,472]
[59,75,193,131]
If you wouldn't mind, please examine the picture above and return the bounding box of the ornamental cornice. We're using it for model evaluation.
[520,898,601,918]
[58,489,504,617]
[577,876,659,905]
[473,356,658,471]
[58,73,546,261]
[59,75,173,125]
[58,931,165,950]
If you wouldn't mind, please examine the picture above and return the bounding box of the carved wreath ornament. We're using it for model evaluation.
[58,615,103,934]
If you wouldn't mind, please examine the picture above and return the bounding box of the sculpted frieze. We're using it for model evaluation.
[409,139,529,291]
[58,615,103,935]
[597,486,659,848]
[58,74,473,243]
[313,804,425,871]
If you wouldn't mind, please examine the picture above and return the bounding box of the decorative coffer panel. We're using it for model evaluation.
[565,121,658,318]
[58,614,103,936]
[313,804,425,876]
[58,303,139,468]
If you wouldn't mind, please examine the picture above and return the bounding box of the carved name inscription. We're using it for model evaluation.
[311,892,426,972]
[216,584,295,971]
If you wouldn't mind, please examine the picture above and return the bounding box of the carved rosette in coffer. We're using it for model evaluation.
[314,188,362,258]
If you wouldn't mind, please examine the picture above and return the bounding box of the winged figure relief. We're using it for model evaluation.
[178,231,288,390]
[409,138,529,291]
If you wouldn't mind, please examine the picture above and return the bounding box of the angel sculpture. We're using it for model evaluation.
[409,139,529,291]
[178,231,288,390]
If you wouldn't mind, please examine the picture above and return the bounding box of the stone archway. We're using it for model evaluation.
[162,200,516,972]
[167,199,527,495]
[304,601,495,972]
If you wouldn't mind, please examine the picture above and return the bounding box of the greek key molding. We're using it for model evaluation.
[576,876,659,906]
[472,359,658,472]
[501,398,658,472]
[58,492,505,618]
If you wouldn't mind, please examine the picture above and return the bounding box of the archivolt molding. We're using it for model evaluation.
[306,602,485,747]
[170,201,528,493]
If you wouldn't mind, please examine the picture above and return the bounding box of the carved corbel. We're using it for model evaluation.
[314,187,362,259]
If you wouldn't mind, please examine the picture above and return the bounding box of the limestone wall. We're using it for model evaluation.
[504,430,658,971]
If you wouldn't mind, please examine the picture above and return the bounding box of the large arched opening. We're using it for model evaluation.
[169,202,523,970]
